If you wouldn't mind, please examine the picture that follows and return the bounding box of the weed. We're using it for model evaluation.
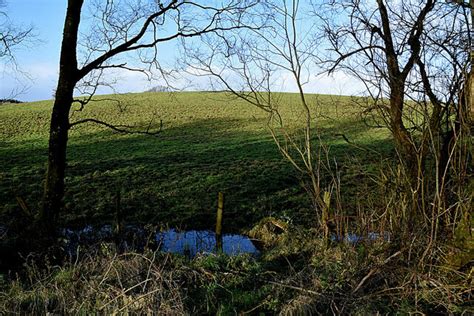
[0,92,388,231]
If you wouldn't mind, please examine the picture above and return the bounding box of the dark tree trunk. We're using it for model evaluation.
[376,0,420,183]
[39,0,83,240]
[466,0,473,129]
[390,85,421,227]
[390,101,418,180]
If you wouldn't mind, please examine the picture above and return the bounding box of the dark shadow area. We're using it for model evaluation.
[0,116,395,245]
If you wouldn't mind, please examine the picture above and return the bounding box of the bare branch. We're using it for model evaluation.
[69,118,163,136]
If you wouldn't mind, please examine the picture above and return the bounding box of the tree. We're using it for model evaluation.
[39,0,257,241]
[186,0,472,237]
[0,0,34,98]
[183,0,340,236]
[0,0,32,60]
[317,0,471,233]
[319,0,470,184]
[450,0,473,124]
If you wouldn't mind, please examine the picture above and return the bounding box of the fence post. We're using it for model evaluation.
[216,192,224,252]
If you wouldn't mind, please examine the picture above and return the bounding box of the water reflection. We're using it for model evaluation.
[61,225,259,257]
[331,232,391,244]
[156,229,259,257]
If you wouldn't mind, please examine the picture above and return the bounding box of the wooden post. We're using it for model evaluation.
[216,192,224,252]
[322,191,331,244]
[114,189,123,249]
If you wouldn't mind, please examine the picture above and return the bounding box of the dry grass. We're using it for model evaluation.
[1,223,472,314]
[260,233,473,314]
[0,91,472,314]
[1,249,187,314]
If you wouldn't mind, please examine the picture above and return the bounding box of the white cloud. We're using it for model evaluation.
[267,70,365,96]
[28,63,58,81]
[1,62,58,101]
[308,72,366,96]
[1,59,367,102]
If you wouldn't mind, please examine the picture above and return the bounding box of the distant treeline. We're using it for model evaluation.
[146,86,171,93]
[0,99,23,104]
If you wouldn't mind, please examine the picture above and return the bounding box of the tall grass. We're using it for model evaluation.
[0,92,472,313]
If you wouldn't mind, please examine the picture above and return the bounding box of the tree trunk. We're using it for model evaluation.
[389,85,421,232]
[39,0,83,240]
[377,0,420,182]
[390,86,419,181]
[468,16,473,126]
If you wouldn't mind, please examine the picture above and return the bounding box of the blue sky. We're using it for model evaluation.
[1,0,362,102]
[1,0,66,101]
[1,0,181,101]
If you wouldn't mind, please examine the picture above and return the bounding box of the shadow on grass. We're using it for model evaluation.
[0,116,395,232]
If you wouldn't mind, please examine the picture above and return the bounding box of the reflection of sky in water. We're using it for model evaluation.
[60,226,259,257]
[156,230,259,257]
[331,232,391,244]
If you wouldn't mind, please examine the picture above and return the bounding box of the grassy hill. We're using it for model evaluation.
[0,91,391,231]
[2,92,472,315]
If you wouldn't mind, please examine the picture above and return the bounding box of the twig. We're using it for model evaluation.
[142,251,156,292]
[69,118,163,136]
[99,278,154,310]
[116,288,161,313]
[335,133,381,155]
[98,254,117,287]
[267,280,319,295]
[242,301,267,315]
[15,196,32,218]
[352,251,402,294]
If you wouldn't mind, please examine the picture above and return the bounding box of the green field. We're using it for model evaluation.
[0,92,392,231]
[2,92,473,315]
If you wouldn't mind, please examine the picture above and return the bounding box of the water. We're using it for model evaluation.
[331,232,391,244]
[61,225,259,257]
[156,229,259,256]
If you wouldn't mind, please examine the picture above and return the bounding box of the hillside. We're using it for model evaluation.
[0,92,390,230]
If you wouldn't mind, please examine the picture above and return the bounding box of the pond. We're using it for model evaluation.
[62,225,259,257]
[157,229,259,257]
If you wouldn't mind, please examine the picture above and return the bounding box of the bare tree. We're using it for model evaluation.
[319,0,470,184]
[39,0,258,242]
[0,0,32,60]
[183,0,341,236]
[316,0,472,236]
[0,0,34,99]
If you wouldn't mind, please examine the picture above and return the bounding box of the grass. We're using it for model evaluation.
[1,91,472,314]
[1,225,471,314]
[0,91,392,231]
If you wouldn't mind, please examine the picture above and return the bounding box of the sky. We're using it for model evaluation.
[1,0,66,101]
[0,0,364,102]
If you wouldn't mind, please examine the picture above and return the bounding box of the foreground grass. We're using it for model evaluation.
[0,92,391,231]
[1,92,472,314]
[1,225,471,314]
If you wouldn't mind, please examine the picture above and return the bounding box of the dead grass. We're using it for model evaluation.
[1,223,472,314]
[1,249,187,314]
